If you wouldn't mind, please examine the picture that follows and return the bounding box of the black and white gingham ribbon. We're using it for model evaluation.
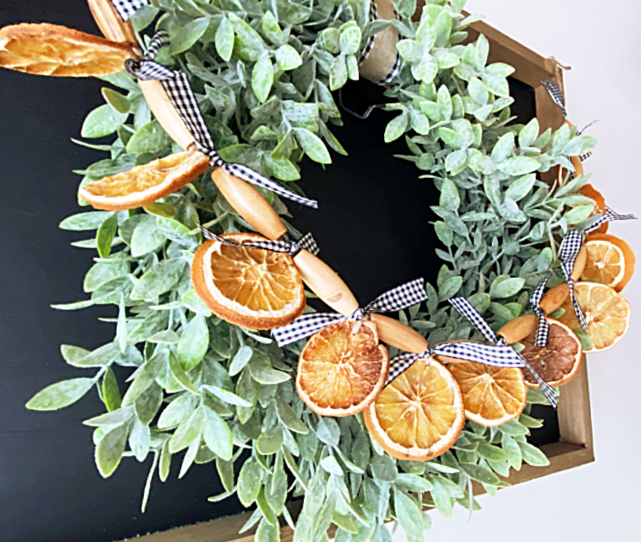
[576,120,598,162]
[378,9,401,86]
[271,278,426,346]
[541,80,567,119]
[199,227,319,258]
[358,0,378,64]
[531,276,551,346]
[386,298,557,406]
[125,33,318,209]
[110,0,148,21]
[358,1,401,86]
[553,207,637,333]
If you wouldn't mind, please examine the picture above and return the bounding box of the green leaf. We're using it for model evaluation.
[330,55,348,90]
[490,275,525,299]
[215,16,235,61]
[519,118,540,148]
[237,458,263,506]
[60,211,111,231]
[169,17,210,55]
[316,417,340,446]
[340,26,361,55]
[130,259,185,301]
[131,215,166,257]
[102,368,122,412]
[230,13,266,61]
[395,473,433,493]
[294,128,331,164]
[127,121,171,154]
[492,133,515,162]
[276,44,302,71]
[434,222,453,247]
[95,423,128,477]
[96,214,118,259]
[135,382,163,425]
[518,441,550,466]
[81,105,128,138]
[438,276,462,301]
[394,489,424,540]
[203,384,252,407]
[169,351,199,394]
[565,204,595,225]
[477,443,509,462]
[158,393,197,429]
[252,54,274,104]
[177,315,209,371]
[430,478,453,519]
[229,345,253,376]
[459,463,501,485]
[384,112,409,143]
[439,178,460,211]
[257,426,283,455]
[320,455,343,476]
[26,378,94,411]
[122,351,165,406]
[62,342,119,368]
[505,174,536,202]
[203,406,233,460]
[169,406,206,453]
[371,452,397,482]
[276,396,308,434]
[102,88,130,114]
[499,156,540,176]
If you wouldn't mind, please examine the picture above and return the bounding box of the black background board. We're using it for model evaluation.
[0,2,557,541]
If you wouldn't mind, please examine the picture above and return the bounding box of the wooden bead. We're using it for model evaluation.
[293,250,359,316]
[139,80,196,151]
[87,0,139,50]
[571,245,588,282]
[211,168,288,240]
[497,314,538,344]
[539,283,570,315]
[370,314,428,354]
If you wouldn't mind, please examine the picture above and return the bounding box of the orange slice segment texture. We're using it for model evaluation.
[0,23,136,77]
[582,234,635,292]
[364,356,464,461]
[192,233,306,330]
[297,320,389,417]
[447,361,526,427]
[557,282,631,352]
[79,151,210,211]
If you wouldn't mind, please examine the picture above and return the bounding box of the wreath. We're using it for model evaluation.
[3,1,635,540]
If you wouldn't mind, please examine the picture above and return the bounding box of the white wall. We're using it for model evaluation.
[393,1,641,540]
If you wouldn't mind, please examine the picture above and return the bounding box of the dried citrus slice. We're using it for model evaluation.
[191,233,306,330]
[0,23,136,77]
[79,151,210,211]
[363,356,464,461]
[446,360,526,427]
[297,320,389,417]
[557,282,631,352]
[580,184,608,234]
[581,234,635,292]
[518,319,583,388]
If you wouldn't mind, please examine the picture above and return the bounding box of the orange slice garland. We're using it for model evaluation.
[581,233,635,292]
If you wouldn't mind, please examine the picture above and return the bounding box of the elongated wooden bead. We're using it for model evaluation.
[211,167,288,240]
[87,0,139,49]
[571,245,588,282]
[138,80,196,151]
[370,314,428,354]
[293,251,359,316]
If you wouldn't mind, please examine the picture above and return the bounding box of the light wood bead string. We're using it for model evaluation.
[87,0,139,50]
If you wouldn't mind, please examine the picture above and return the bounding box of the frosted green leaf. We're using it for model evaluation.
[339,26,361,55]
[499,156,540,176]
[95,423,128,477]
[203,406,233,460]
[490,275,525,299]
[252,54,273,104]
[394,488,424,540]
[169,17,210,55]
[505,174,536,202]
[276,396,308,434]
[293,128,331,164]
[203,384,252,407]
[97,214,118,259]
[384,111,409,143]
[158,393,197,429]
[439,178,460,211]
[81,105,128,138]
[177,315,209,372]
[60,211,111,231]
[237,458,263,506]
[215,16,234,61]
[169,406,206,453]
[130,259,185,301]
[330,55,348,90]
[276,44,302,71]
[102,88,130,114]
[320,455,343,476]
[26,378,94,411]
[518,441,550,466]
[126,121,171,154]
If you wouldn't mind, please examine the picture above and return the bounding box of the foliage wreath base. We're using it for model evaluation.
[23,1,599,541]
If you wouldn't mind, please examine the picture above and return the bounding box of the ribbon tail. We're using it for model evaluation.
[386,352,425,386]
[531,276,551,347]
[297,232,320,256]
[364,278,427,314]
[449,298,499,344]
[222,163,318,209]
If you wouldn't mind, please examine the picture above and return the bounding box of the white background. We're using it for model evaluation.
[392,1,641,540]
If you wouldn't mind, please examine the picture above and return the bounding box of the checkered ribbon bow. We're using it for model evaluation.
[199,226,319,258]
[125,33,318,209]
[388,298,557,407]
[531,207,636,345]
[271,278,427,347]
[110,0,148,21]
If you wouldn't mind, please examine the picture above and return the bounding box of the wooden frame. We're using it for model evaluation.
[123,17,594,542]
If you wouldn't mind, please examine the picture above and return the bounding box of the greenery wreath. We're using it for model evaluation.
[4,1,632,541]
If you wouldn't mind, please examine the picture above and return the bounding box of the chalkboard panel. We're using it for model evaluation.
[0,3,557,541]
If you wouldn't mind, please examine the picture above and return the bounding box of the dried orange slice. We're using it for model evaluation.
[79,151,210,211]
[518,319,583,388]
[0,23,136,77]
[557,282,631,352]
[363,356,464,461]
[191,233,305,330]
[297,320,388,417]
[446,360,526,427]
[581,234,635,292]
[580,184,608,234]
